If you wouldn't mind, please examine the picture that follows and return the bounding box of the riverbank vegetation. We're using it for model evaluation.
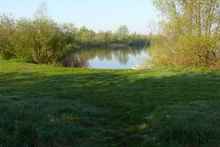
[0,4,149,65]
[1,60,220,146]
[1,1,220,146]
[148,0,220,68]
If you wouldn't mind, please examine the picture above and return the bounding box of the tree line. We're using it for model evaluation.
[148,0,220,67]
[0,4,149,64]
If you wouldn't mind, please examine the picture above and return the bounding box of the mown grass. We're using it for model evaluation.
[0,59,220,147]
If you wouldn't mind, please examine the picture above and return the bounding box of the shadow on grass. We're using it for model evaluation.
[0,70,220,146]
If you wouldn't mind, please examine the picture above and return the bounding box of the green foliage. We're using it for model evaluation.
[152,0,220,37]
[14,18,60,63]
[0,1,150,65]
[148,0,220,67]
[75,26,149,48]
[48,23,79,63]
[117,25,129,35]
[0,14,17,60]
[148,35,220,67]
[0,12,149,65]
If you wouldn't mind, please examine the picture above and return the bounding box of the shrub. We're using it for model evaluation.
[148,35,220,67]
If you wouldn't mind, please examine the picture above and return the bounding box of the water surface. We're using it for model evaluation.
[65,47,148,69]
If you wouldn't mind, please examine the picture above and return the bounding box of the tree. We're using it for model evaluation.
[152,0,220,37]
[116,25,129,43]
[34,2,49,20]
[117,25,129,35]
[149,0,220,67]
[77,27,96,46]
[0,14,16,59]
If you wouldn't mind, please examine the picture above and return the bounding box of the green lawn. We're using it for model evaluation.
[0,60,220,147]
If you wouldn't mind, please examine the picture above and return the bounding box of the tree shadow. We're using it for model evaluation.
[0,69,220,146]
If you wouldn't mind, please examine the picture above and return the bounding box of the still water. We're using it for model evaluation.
[64,47,148,69]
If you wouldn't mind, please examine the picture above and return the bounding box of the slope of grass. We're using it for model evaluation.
[0,59,220,147]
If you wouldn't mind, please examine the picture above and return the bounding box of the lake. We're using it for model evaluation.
[63,47,148,69]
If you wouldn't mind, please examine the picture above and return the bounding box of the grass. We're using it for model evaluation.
[0,59,220,147]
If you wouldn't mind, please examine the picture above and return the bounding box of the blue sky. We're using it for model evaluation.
[0,0,159,34]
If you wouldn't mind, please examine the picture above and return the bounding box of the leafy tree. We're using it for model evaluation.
[0,3,150,66]
[0,14,16,59]
[117,25,129,35]
[152,0,220,37]
[48,23,78,63]
[148,0,220,67]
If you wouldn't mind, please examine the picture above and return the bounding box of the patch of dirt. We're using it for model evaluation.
[131,65,146,70]
[17,68,32,71]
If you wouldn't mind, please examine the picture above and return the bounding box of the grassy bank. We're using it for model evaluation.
[0,60,220,147]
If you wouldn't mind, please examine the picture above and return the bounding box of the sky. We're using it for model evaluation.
[0,0,159,34]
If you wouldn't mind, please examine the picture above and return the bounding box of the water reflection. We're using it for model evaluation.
[63,47,148,69]
[62,54,89,68]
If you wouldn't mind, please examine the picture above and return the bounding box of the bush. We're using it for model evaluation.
[148,35,220,67]
[0,11,149,66]
[0,15,78,64]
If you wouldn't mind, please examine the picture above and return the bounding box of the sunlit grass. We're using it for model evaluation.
[0,59,220,146]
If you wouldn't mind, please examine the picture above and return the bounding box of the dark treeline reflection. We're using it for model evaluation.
[61,54,89,68]
[60,47,147,68]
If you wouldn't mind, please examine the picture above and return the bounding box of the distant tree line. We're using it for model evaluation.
[0,4,149,64]
[75,25,149,48]
[148,0,220,67]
